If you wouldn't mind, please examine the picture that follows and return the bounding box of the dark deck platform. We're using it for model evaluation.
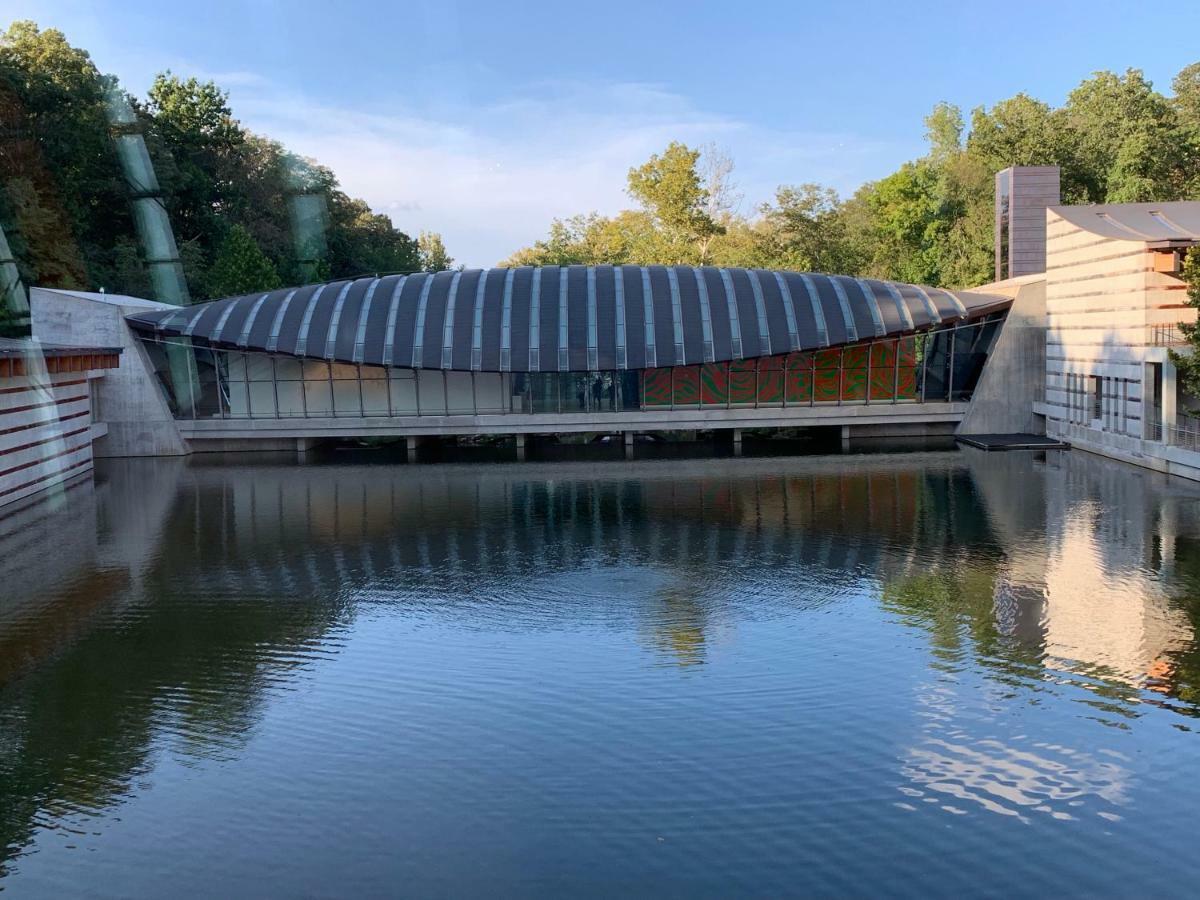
[956,433,1070,451]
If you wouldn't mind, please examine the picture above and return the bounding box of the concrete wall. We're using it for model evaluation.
[0,365,104,508]
[31,288,189,457]
[958,278,1047,435]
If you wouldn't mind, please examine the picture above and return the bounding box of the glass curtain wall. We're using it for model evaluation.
[141,315,1003,420]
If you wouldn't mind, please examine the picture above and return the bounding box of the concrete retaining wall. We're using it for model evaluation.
[958,278,1046,435]
[31,288,189,458]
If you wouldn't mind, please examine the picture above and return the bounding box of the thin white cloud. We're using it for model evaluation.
[222,76,907,266]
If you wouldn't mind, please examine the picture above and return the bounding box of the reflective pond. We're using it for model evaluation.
[2,448,1200,896]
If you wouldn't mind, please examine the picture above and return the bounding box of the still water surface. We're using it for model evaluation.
[2,448,1200,896]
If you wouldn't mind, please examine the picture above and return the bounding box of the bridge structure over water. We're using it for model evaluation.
[31,265,1011,457]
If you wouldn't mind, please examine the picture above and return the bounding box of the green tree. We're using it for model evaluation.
[626,141,724,263]
[418,231,454,271]
[859,161,945,285]
[145,72,246,293]
[503,211,660,267]
[326,195,419,277]
[206,225,281,298]
[0,22,136,290]
[1169,247,1200,399]
[1174,63,1200,129]
[1063,68,1187,202]
[754,184,863,274]
[924,101,964,163]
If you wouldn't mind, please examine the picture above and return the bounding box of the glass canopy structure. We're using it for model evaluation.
[125,266,1010,421]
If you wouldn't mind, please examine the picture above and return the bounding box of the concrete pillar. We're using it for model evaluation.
[840,424,851,452]
[732,428,743,457]
[295,437,315,460]
[406,436,419,463]
[515,433,527,461]
[624,431,634,460]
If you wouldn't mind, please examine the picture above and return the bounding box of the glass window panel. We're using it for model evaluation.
[896,337,920,401]
[225,351,248,384]
[389,370,418,415]
[785,352,814,404]
[473,372,504,414]
[223,351,251,417]
[303,361,333,416]
[275,381,304,417]
[922,331,951,402]
[757,357,784,407]
[360,366,388,416]
[249,380,276,417]
[142,340,180,415]
[507,373,528,413]
[813,348,840,402]
[869,340,896,401]
[594,372,616,412]
[729,359,757,406]
[563,373,589,412]
[246,353,274,382]
[619,371,641,410]
[643,369,672,407]
[699,363,727,406]
[841,346,867,402]
[951,323,990,401]
[445,371,474,414]
[417,370,447,415]
[274,357,303,381]
[193,348,222,418]
[674,366,701,407]
[333,377,361,416]
[529,373,557,413]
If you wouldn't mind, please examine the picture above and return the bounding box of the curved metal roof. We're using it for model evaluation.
[125,266,1009,373]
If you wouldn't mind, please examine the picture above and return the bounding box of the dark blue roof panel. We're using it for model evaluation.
[125,267,1009,373]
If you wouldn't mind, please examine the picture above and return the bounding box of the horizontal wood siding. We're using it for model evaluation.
[0,371,98,509]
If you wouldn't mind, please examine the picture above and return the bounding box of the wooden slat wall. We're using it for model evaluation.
[0,371,98,508]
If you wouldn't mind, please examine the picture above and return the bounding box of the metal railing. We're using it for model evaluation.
[1151,323,1190,347]
[1169,415,1200,451]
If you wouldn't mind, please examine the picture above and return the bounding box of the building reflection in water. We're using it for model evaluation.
[887,448,1200,823]
[1,448,1200,872]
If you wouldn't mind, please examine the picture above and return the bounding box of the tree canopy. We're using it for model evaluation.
[508,62,1200,289]
[0,22,446,305]
[206,224,281,298]
[4,21,1200,302]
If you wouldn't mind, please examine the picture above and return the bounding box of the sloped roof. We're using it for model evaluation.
[125,266,1009,373]
[1050,201,1200,243]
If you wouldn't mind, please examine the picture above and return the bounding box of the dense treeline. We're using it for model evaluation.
[0,21,452,309]
[507,65,1200,289]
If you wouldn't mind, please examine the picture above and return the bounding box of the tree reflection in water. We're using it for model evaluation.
[0,449,1199,885]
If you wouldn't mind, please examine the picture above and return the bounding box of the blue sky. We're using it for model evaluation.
[8,0,1200,265]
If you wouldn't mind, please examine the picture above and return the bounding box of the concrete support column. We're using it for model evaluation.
[732,428,743,457]
[295,437,315,460]
[841,424,851,452]
[515,433,527,461]
[406,435,420,463]
[624,431,634,460]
